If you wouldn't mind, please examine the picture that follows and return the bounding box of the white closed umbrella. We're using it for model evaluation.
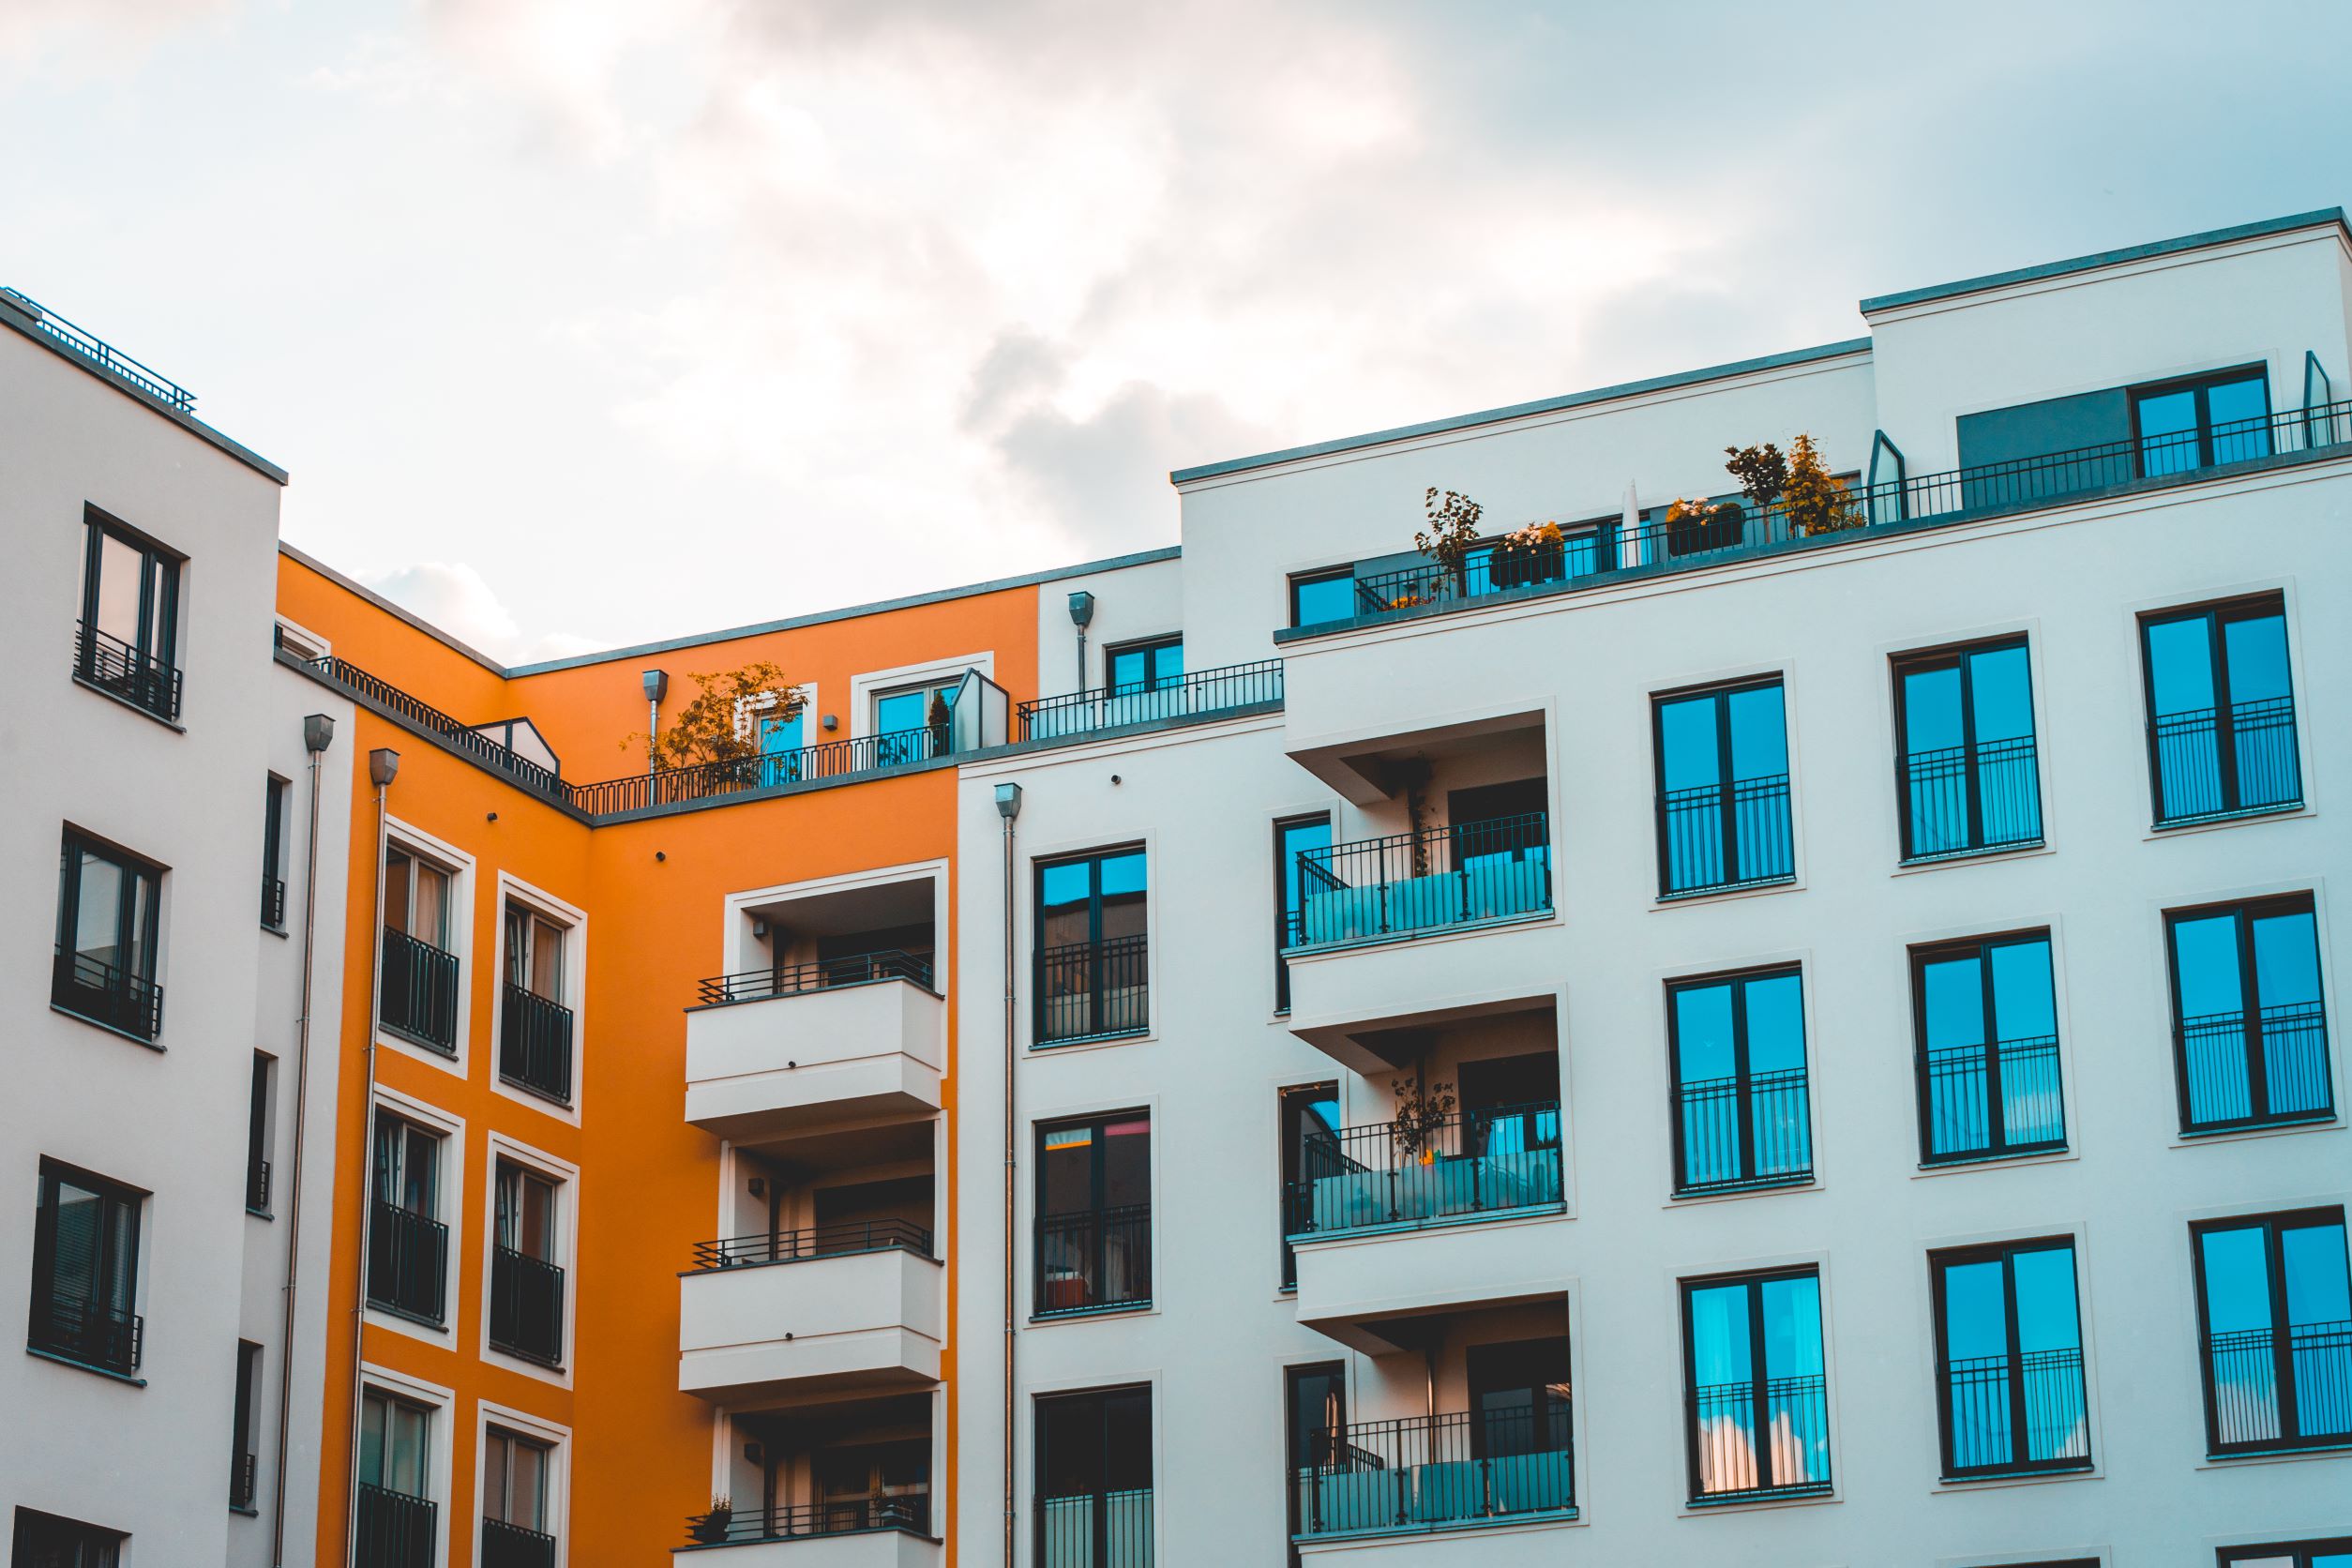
[1621,481,1644,568]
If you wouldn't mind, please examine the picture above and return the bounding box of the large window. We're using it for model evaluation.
[1034,1385,1152,1568]
[247,1053,275,1215]
[499,905,572,1104]
[872,678,958,765]
[2192,1209,2351,1455]
[1911,932,2064,1165]
[1652,679,1793,897]
[812,1441,930,1534]
[1106,637,1182,693]
[1680,1268,1830,1500]
[1272,815,1331,1012]
[481,1426,556,1563]
[53,829,163,1041]
[262,776,289,929]
[2133,366,2271,475]
[1667,968,1811,1196]
[2166,895,2332,1134]
[2141,595,2301,825]
[381,845,459,1053]
[1289,568,1355,629]
[1892,639,2041,861]
[368,1114,447,1326]
[490,1161,565,1367]
[28,1159,143,1377]
[1034,850,1147,1045]
[1929,1238,2090,1478]
[1276,1083,1338,1288]
[1035,1113,1150,1317]
[2220,1541,2352,1568]
[76,510,181,721]
[355,1389,436,1568]
[10,1510,124,1568]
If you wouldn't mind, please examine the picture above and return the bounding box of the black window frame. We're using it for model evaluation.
[10,1508,126,1568]
[1032,846,1148,1047]
[2219,1540,2352,1568]
[1908,929,2067,1167]
[1927,1236,2092,1481]
[1677,1264,1832,1502]
[489,1159,566,1369]
[231,1339,263,1511]
[2127,363,2272,475]
[1890,636,2043,863]
[1033,1111,1152,1319]
[28,1157,144,1380]
[1288,567,1355,629]
[1102,634,1183,693]
[2164,892,2333,1136]
[1033,1383,1153,1568]
[2138,592,2302,827]
[1665,965,1814,1197]
[2189,1206,2352,1457]
[262,775,289,930]
[1276,1082,1338,1289]
[367,1110,449,1327]
[1271,813,1331,1012]
[75,505,184,723]
[246,1052,274,1216]
[53,827,165,1042]
[1650,676,1795,898]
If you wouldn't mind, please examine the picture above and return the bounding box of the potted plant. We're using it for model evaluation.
[1664,496,1743,557]
[1413,487,1485,596]
[690,1497,734,1545]
[1490,520,1565,588]
[1390,1078,1456,1166]
[1778,432,1862,536]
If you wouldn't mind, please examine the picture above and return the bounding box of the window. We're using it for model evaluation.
[2166,895,2332,1134]
[1681,1268,1830,1500]
[28,1160,143,1377]
[53,829,163,1041]
[1035,1114,1150,1317]
[2191,1209,2352,1455]
[10,1509,124,1568]
[262,776,289,929]
[1106,636,1183,693]
[75,510,181,720]
[231,1341,263,1510]
[2133,366,2270,476]
[1667,968,1811,1195]
[1468,1335,1574,1464]
[1034,850,1147,1045]
[490,1161,565,1367]
[2220,1540,2352,1568]
[1283,1361,1346,1546]
[247,1053,274,1214]
[1893,639,2041,860]
[2141,595,2301,824]
[1911,932,2064,1164]
[381,845,459,1053]
[1034,1385,1152,1568]
[812,1441,929,1533]
[1289,568,1355,629]
[368,1114,447,1325]
[1652,679,1794,897]
[1930,1238,2090,1478]
[499,905,573,1104]
[1277,1084,1338,1288]
[1272,815,1331,1011]
[355,1389,436,1568]
[872,679,958,765]
[482,1426,556,1558]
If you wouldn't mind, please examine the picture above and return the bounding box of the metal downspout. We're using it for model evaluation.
[341,749,397,1568]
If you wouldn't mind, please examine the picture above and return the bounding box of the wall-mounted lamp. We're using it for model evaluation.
[751,918,769,941]
[822,713,838,731]
[745,1442,765,1465]
[747,1176,766,1199]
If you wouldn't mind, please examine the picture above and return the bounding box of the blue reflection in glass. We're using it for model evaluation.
[1920,937,2061,1159]
[1292,573,1356,627]
[1939,1244,2085,1471]
[2174,904,2330,1128]
[1672,972,1809,1190]
[2138,388,2202,475]
[1657,685,1791,893]
[1684,1273,1827,1495]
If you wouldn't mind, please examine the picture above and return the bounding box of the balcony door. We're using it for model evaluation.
[1034,1385,1152,1568]
[1036,1114,1150,1316]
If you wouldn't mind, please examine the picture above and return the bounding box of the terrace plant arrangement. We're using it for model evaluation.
[1491,519,1565,588]
[1390,1078,1456,1166]
[623,660,807,773]
[1414,487,1485,585]
[1664,495,1743,555]
[1722,434,1862,537]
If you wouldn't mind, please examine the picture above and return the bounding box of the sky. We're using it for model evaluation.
[7,0,2350,662]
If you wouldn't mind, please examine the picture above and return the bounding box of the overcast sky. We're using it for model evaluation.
[8,1,2348,661]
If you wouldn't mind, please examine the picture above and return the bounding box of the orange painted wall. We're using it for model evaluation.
[284,549,1037,1566]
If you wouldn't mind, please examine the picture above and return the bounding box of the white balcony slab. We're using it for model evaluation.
[685,979,943,1140]
[1290,1214,1570,1355]
[679,1247,942,1404]
[676,1530,942,1567]
[1285,922,1560,1074]
[1298,1515,1577,1566]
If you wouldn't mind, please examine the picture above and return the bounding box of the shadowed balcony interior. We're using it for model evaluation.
[689,1393,936,1547]
[710,878,938,1007]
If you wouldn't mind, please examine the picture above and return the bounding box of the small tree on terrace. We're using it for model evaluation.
[623,660,807,771]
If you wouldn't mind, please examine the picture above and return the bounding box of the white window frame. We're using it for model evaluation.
[476,1399,573,1566]
[849,653,995,741]
[478,1130,580,1388]
[378,816,475,1078]
[355,1361,455,1568]
[365,1087,465,1350]
[489,871,588,1126]
[273,614,332,661]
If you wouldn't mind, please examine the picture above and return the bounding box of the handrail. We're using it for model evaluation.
[1018,658,1283,740]
[685,1495,929,1545]
[298,654,567,800]
[52,947,165,1040]
[696,948,934,1005]
[690,1217,934,1271]
[569,724,953,815]
[75,619,184,720]
[3,287,197,410]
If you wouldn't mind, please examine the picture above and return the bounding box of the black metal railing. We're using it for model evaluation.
[1034,934,1149,1045]
[687,1495,930,1545]
[367,1200,448,1325]
[301,655,565,800]
[1658,776,1793,897]
[1033,1487,1150,1567]
[2151,696,2302,825]
[1940,1347,2092,1476]
[490,1246,565,1367]
[380,927,460,1053]
[1034,1203,1151,1316]
[1018,659,1284,741]
[498,984,573,1104]
[2205,1320,2352,1452]
[1294,1408,1575,1538]
[51,947,163,1040]
[1688,1373,1832,1500]
[3,287,198,409]
[1901,734,2043,861]
[1309,396,2352,633]
[1675,1066,1812,1194]
[231,1450,259,1510]
[691,1217,934,1271]
[29,1292,143,1374]
[354,1483,436,1568]
[2179,1002,2333,1131]
[262,874,287,929]
[697,948,934,1006]
[569,726,950,816]
[480,1516,558,1568]
[1286,1101,1562,1239]
[247,1156,273,1215]
[1290,812,1551,948]
[1922,1034,2065,1163]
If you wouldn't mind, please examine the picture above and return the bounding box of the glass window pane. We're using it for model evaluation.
[1039,1125,1093,1214]
[2224,612,2292,703]
[72,852,126,969]
[47,1181,104,1302]
[2208,376,2271,462]
[1968,644,2035,744]
[1743,974,1806,1076]
[1726,685,1787,779]
[2146,616,2216,716]
[1658,697,1722,791]
[359,1394,387,1487]
[2251,910,2322,1008]
[1292,573,1355,626]
[1988,939,2058,1039]
[1153,642,1183,685]
[1759,1274,1823,1377]
[483,1431,511,1519]
[1101,1119,1150,1207]
[1672,984,1735,1083]
[93,533,145,645]
[1687,1282,1754,1383]
[2012,1246,2082,1352]
[2173,913,2247,1017]
[1940,1259,2011,1362]
[1922,955,1985,1050]
[2201,1226,2275,1334]
[1902,664,1963,755]
[2138,388,2201,475]
[2281,1222,2351,1329]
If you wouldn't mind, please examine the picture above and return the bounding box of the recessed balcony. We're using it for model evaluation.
[686,954,943,1140]
[678,1222,942,1405]
[677,1507,940,1564]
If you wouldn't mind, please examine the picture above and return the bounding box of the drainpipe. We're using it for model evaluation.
[993,781,1023,1567]
[271,713,335,1566]
[341,746,400,1568]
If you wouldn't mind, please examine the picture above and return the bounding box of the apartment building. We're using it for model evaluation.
[8,209,2351,1568]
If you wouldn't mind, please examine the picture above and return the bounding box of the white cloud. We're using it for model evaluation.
[359,561,591,666]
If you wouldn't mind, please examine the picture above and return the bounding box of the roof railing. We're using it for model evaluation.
[2,287,197,411]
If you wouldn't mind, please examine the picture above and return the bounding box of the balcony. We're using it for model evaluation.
[262,874,287,930]
[686,954,943,1140]
[1294,1410,1574,1546]
[1657,776,1793,898]
[1688,1373,1832,1502]
[2150,696,2303,826]
[490,1245,565,1367]
[1034,1204,1152,1319]
[231,1450,259,1511]
[1033,935,1148,1047]
[380,927,459,1054]
[367,1199,448,1326]
[2179,1003,2333,1133]
[50,948,162,1041]
[1034,1487,1151,1568]
[354,1483,435,1568]
[29,1291,143,1376]
[679,1223,942,1404]
[1900,734,2043,862]
[1017,658,1283,745]
[1291,816,1550,954]
[1673,1067,1813,1197]
[1288,1104,1561,1243]
[498,983,574,1105]
[481,1517,557,1568]
[681,1500,938,1563]
[2204,1320,2352,1454]
[73,619,182,722]
[1939,1347,2092,1479]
